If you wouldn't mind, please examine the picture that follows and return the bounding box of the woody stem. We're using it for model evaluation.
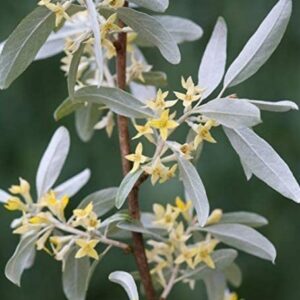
[115,2,157,300]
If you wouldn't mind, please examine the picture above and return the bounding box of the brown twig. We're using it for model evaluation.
[115,2,157,300]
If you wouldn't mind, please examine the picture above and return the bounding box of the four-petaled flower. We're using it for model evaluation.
[75,239,100,260]
[192,120,217,148]
[148,109,179,141]
[147,89,177,112]
[125,143,149,173]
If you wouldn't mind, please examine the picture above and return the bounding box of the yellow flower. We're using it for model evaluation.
[147,89,177,112]
[9,178,32,203]
[179,143,194,160]
[169,222,191,246]
[38,0,71,27]
[193,237,219,268]
[148,110,179,141]
[127,32,138,52]
[4,197,26,212]
[147,240,174,263]
[101,13,121,39]
[75,239,100,260]
[175,197,192,221]
[102,39,117,59]
[43,191,69,221]
[174,76,203,108]
[192,121,217,149]
[132,122,154,142]
[125,143,149,173]
[143,159,168,185]
[206,209,223,226]
[36,230,52,251]
[160,164,178,183]
[153,203,179,231]
[175,245,198,269]
[29,212,51,225]
[102,0,125,9]
[127,54,152,83]
[73,202,94,219]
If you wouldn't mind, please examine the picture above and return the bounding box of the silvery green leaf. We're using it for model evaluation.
[224,263,242,288]
[129,82,156,104]
[240,159,253,181]
[128,0,168,12]
[85,0,103,86]
[180,249,238,281]
[224,127,300,203]
[248,99,299,112]
[68,42,85,98]
[109,271,139,300]
[75,103,103,142]
[117,221,166,241]
[176,155,209,226]
[0,7,55,89]
[5,233,38,286]
[54,98,85,121]
[54,169,91,199]
[70,86,155,119]
[224,0,292,88]
[140,213,156,228]
[154,15,203,44]
[197,98,261,128]
[220,211,268,228]
[0,189,11,203]
[133,71,167,87]
[78,187,118,217]
[115,169,143,209]
[117,8,181,64]
[198,17,227,99]
[204,272,226,300]
[36,127,70,198]
[201,223,276,262]
[62,247,91,300]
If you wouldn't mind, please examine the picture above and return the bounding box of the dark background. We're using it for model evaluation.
[1,0,300,299]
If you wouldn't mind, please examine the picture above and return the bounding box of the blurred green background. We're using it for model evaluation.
[1,0,300,299]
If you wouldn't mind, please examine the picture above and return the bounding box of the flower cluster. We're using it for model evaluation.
[125,77,218,178]
[146,198,220,288]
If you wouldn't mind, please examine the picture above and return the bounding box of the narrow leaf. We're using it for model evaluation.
[62,247,91,300]
[128,0,169,12]
[118,8,181,64]
[36,127,70,198]
[109,271,139,300]
[0,7,55,89]
[201,223,277,262]
[129,82,156,104]
[224,0,292,88]
[5,233,38,286]
[68,42,85,98]
[54,169,91,199]
[78,187,118,217]
[176,155,209,226]
[198,98,261,128]
[70,86,155,119]
[115,169,143,209]
[220,211,268,228]
[85,0,103,86]
[248,99,299,112]
[198,17,227,99]
[224,127,300,203]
